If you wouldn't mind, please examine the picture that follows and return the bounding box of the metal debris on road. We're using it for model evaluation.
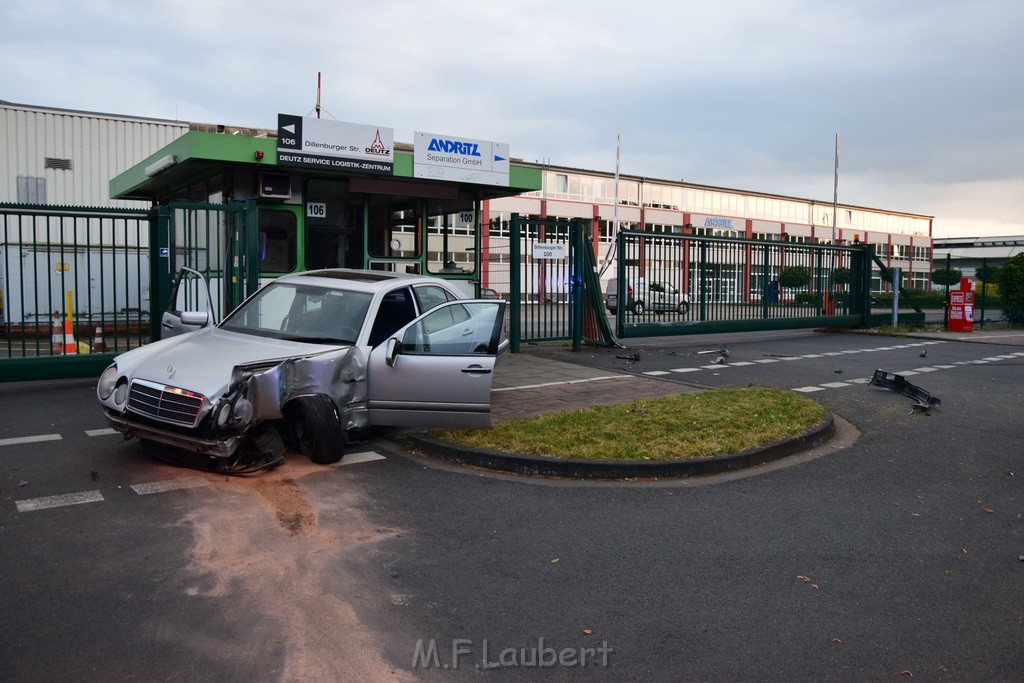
[869,370,941,411]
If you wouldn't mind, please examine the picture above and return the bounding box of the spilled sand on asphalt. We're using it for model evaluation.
[179,456,410,682]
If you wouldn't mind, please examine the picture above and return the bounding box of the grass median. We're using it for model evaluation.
[430,386,826,461]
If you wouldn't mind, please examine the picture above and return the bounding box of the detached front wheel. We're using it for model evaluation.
[287,395,345,464]
[633,300,645,315]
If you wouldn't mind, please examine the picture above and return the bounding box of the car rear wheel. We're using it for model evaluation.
[677,301,690,315]
[287,395,345,464]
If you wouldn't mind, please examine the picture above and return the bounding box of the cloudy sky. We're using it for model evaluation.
[3,0,1021,237]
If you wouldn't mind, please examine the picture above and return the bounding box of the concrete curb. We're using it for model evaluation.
[404,412,836,480]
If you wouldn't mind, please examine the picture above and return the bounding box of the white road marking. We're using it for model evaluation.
[821,382,853,389]
[131,478,209,495]
[643,370,672,376]
[0,434,61,447]
[670,367,703,374]
[86,428,118,437]
[342,451,387,466]
[793,386,826,393]
[16,490,104,513]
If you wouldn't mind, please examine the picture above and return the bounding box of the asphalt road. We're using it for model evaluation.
[2,329,1023,681]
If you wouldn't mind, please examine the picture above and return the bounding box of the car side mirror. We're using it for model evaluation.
[180,311,211,327]
[385,337,401,367]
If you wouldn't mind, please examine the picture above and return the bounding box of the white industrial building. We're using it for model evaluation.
[2,100,935,294]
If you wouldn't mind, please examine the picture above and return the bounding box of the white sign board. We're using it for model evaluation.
[277,114,393,173]
[532,242,567,260]
[413,132,510,186]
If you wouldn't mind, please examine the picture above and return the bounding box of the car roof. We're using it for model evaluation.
[273,268,459,294]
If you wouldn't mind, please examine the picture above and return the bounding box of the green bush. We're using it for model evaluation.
[779,266,812,289]
[794,292,819,306]
[873,289,948,309]
[932,267,964,287]
[999,253,1024,325]
[832,267,852,286]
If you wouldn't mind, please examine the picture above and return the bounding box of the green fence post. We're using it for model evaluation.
[571,219,583,351]
[151,206,172,342]
[509,213,522,353]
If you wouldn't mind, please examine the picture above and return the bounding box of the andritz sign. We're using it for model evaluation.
[414,131,510,186]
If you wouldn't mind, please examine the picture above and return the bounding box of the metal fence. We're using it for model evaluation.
[613,230,873,338]
[1,204,153,380]
[0,201,258,382]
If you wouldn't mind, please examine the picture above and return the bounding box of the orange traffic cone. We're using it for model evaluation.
[62,317,77,355]
[51,314,63,354]
[91,324,106,353]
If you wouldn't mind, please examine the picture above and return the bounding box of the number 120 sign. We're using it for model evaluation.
[532,243,567,260]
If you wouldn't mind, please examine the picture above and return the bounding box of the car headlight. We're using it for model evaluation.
[97,365,119,400]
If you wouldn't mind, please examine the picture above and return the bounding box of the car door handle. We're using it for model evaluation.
[461,365,492,375]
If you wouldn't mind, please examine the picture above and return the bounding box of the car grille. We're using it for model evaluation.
[127,379,206,428]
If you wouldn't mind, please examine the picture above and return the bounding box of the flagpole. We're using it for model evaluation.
[832,133,839,243]
[613,131,621,233]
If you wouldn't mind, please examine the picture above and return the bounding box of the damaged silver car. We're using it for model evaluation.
[97,268,507,472]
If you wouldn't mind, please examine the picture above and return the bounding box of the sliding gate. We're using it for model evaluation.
[1,201,259,382]
[612,230,874,338]
[508,215,615,352]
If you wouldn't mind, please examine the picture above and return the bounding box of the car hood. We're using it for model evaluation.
[115,327,342,398]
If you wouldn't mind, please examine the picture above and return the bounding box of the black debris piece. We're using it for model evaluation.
[870,370,941,410]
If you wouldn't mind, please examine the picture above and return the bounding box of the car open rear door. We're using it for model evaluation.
[160,267,217,339]
[367,300,506,429]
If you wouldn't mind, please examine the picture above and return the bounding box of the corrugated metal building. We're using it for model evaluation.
[0,100,188,207]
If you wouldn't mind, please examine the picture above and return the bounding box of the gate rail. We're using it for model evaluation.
[1,201,258,383]
[1,203,153,381]
[613,230,874,338]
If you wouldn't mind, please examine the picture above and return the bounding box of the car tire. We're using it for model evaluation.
[287,395,345,465]
[633,300,645,315]
[677,301,690,315]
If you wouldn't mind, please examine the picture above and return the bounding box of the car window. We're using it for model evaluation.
[221,283,370,343]
[650,283,664,293]
[368,287,417,347]
[402,302,500,355]
[413,284,455,313]
[222,284,299,333]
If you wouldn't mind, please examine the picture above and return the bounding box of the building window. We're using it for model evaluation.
[17,176,46,203]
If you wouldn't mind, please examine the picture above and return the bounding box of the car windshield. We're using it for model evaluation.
[220,283,372,344]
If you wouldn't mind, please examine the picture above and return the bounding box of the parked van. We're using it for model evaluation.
[605,278,689,315]
[604,278,631,315]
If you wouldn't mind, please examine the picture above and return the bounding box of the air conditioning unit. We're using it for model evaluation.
[259,172,291,199]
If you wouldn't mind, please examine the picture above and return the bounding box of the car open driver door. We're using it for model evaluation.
[367,299,507,429]
[161,267,218,339]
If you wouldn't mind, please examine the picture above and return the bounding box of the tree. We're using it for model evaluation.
[778,266,811,289]
[832,267,851,286]
[998,254,1024,325]
[931,267,963,287]
[974,264,1002,283]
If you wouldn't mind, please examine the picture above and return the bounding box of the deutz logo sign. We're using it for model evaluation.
[276,114,394,174]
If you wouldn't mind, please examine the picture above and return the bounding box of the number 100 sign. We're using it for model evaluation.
[532,242,567,260]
